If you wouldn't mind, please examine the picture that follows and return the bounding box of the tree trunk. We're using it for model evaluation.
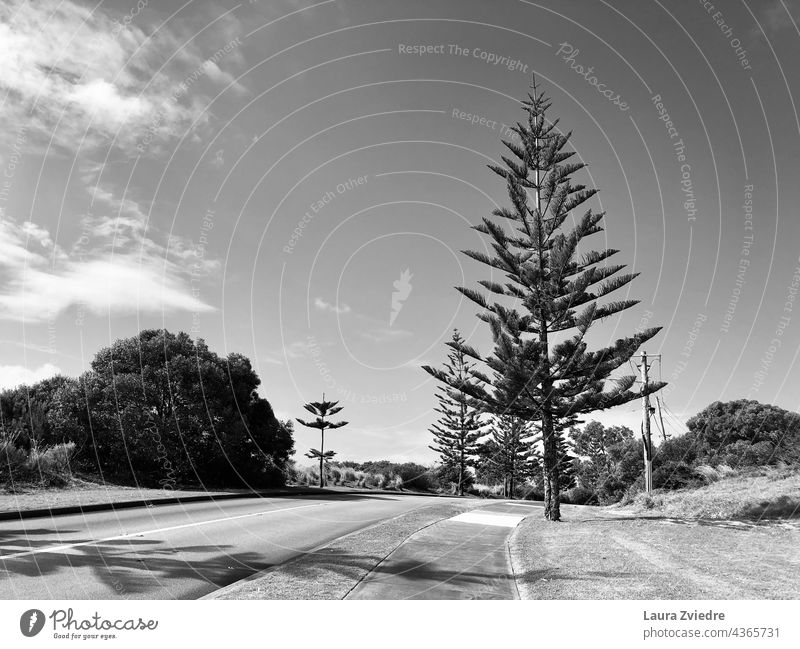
[541,409,561,521]
[458,457,464,496]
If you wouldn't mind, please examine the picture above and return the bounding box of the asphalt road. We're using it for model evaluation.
[0,493,450,599]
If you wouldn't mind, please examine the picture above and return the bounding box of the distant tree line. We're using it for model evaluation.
[552,399,800,504]
[427,396,800,504]
[0,329,294,489]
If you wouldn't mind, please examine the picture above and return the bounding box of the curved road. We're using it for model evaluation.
[0,493,451,599]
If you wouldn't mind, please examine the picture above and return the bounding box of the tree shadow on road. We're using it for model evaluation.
[0,532,277,598]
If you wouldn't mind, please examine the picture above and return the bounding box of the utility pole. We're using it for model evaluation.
[635,352,659,493]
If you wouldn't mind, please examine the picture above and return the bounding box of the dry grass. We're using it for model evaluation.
[621,467,800,520]
[509,503,800,599]
[469,483,504,498]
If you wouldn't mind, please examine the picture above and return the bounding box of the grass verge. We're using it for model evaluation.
[619,467,800,520]
[509,504,800,599]
[212,499,487,600]
[0,478,241,513]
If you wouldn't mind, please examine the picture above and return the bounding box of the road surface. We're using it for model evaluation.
[0,493,451,599]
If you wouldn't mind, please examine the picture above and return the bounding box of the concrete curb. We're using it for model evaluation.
[0,486,461,522]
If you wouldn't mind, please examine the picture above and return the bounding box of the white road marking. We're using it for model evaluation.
[0,503,324,561]
[448,512,526,528]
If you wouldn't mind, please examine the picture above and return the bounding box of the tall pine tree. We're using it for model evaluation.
[425,80,665,520]
[429,329,484,496]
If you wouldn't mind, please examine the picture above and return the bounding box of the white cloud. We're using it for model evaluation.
[284,340,313,359]
[314,297,352,315]
[360,327,413,343]
[83,181,220,277]
[0,362,61,390]
[0,214,214,322]
[0,0,246,156]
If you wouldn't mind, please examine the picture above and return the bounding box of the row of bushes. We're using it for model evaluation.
[291,460,477,494]
[291,463,404,490]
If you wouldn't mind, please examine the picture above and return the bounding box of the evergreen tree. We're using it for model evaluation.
[428,329,484,495]
[477,414,536,497]
[424,80,665,520]
[296,394,348,488]
[556,433,577,490]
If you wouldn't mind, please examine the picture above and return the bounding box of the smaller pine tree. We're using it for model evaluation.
[556,434,577,490]
[429,329,484,496]
[296,394,348,488]
[478,415,536,498]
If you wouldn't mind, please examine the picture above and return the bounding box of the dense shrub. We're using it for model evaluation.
[469,483,503,498]
[393,462,435,491]
[652,460,702,490]
[434,462,474,493]
[719,440,776,467]
[562,485,595,505]
[654,432,700,467]
[687,399,800,466]
[0,439,28,478]
[693,464,722,485]
[0,441,75,486]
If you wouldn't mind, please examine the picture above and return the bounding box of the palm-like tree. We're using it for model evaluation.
[296,394,348,487]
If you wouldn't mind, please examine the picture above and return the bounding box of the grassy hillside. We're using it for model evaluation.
[619,466,799,520]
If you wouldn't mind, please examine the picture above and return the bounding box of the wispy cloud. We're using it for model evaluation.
[750,0,798,40]
[359,326,413,344]
[0,362,61,390]
[0,204,215,322]
[84,181,220,278]
[0,0,246,157]
[284,340,313,359]
[314,297,352,315]
[261,354,284,366]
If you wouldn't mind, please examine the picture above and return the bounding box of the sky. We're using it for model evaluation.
[1,0,799,464]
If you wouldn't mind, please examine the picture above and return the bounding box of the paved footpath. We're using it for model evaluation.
[347,501,539,600]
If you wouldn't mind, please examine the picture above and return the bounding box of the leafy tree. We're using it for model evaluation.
[296,394,348,487]
[572,420,634,492]
[0,330,293,489]
[428,329,485,496]
[0,376,71,450]
[607,437,645,489]
[86,330,292,487]
[424,81,664,520]
[685,399,800,466]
